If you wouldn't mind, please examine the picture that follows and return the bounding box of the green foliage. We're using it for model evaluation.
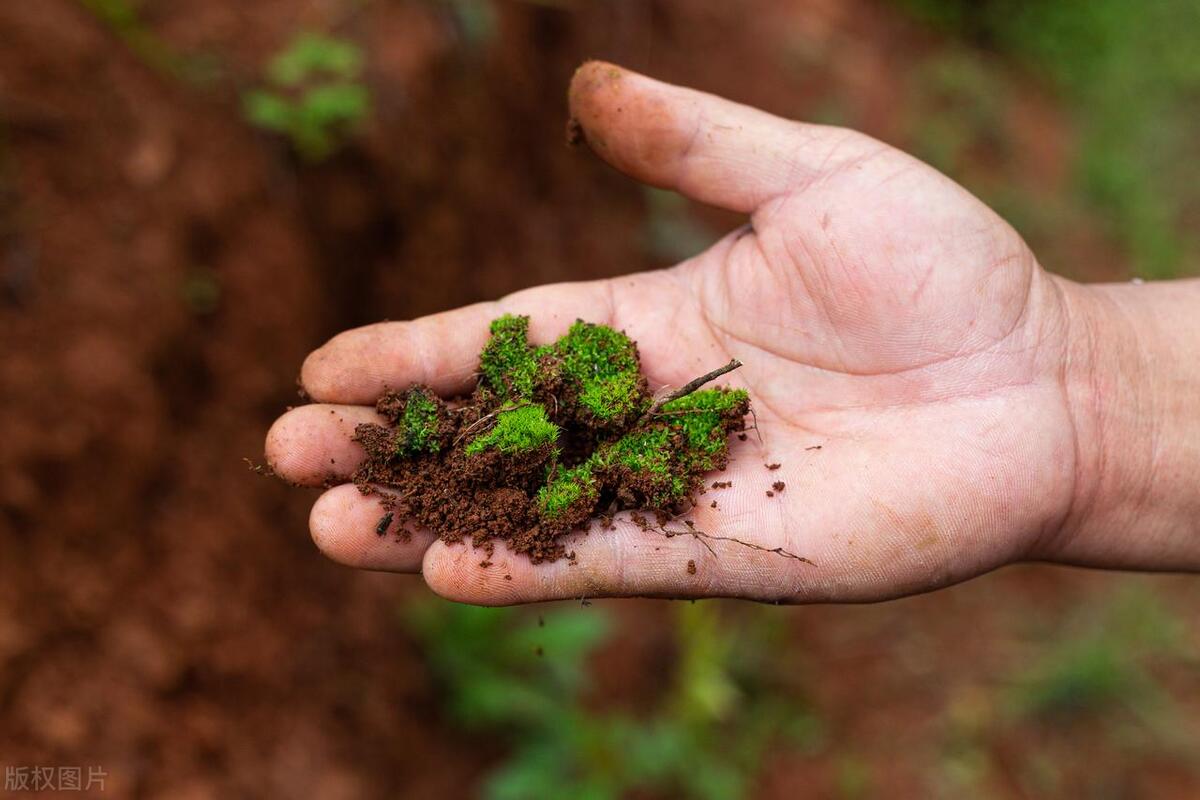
[406,599,812,800]
[536,464,598,519]
[467,404,560,456]
[893,0,1200,278]
[555,320,647,422]
[479,314,542,402]
[242,32,370,161]
[394,387,442,457]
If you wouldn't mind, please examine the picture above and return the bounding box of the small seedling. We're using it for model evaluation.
[242,32,370,161]
[351,315,749,562]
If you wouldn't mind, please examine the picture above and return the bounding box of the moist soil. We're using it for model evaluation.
[349,327,748,563]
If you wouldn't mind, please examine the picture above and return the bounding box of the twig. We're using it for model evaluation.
[650,358,743,414]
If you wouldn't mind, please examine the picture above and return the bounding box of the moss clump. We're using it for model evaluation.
[465,404,560,456]
[554,320,648,424]
[537,463,599,520]
[478,314,542,401]
[350,316,748,562]
[659,388,751,471]
[392,386,444,457]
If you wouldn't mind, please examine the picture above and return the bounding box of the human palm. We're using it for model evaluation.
[267,63,1081,604]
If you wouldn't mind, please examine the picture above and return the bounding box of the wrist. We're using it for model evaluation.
[1051,277,1200,569]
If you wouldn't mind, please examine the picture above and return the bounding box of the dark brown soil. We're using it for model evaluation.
[349,358,748,563]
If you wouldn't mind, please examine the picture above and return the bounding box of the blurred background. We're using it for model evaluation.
[2,1,1199,797]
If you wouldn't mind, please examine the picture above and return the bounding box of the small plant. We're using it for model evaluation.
[242,32,370,161]
[350,315,749,562]
[406,599,816,800]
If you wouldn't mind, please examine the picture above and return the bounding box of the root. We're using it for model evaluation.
[637,514,815,566]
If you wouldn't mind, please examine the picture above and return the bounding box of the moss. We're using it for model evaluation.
[598,426,688,506]
[537,463,598,520]
[659,388,750,469]
[465,404,560,456]
[553,320,648,422]
[478,314,541,401]
[577,370,645,423]
[393,386,443,457]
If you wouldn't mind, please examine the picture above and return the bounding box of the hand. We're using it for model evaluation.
[265,62,1187,605]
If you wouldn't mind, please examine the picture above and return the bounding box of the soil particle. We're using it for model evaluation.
[766,463,781,470]
[766,490,775,498]
[375,511,393,537]
[772,481,786,492]
[806,445,823,451]
[710,500,718,509]
[711,480,732,489]
[686,560,696,575]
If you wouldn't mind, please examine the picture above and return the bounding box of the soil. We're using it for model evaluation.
[1,1,1194,797]
[347,326,748,563]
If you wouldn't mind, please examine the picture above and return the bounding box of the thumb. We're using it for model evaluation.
[567,61,870,214]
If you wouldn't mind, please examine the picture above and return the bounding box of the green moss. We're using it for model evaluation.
[537,464,598,519]
[577,370,645,423]
[659,388,750,468]
[598,426,687,506]
[466,404,560,456]
[554,320,647,422]
[393,387,443,457]
[479,314,541,401]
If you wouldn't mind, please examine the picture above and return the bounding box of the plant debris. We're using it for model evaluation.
[350,315,749,562]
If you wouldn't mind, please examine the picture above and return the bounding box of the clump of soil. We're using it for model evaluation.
[352,315,749,562]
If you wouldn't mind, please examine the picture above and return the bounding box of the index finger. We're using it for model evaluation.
[300,281,618,404]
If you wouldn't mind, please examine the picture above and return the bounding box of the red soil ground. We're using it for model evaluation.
[1,1,1195,797]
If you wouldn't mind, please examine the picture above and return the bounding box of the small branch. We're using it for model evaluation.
[649,358,743,415]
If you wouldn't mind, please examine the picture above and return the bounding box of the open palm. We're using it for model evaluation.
[266,63,1083,604]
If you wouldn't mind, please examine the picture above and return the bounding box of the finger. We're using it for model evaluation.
[420,512,819,606]
[568,60,873,214]
[309,483,436,572]
[265,404,383,486]
[300,281,619,404]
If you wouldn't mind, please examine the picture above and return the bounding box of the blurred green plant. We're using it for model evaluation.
[242,32,370,162]
[894,0,1200,278]
[927,584,1198,797]
[908,49,1009,178]
[407,599,818,799]
[1011,586,1189,725]
[76,0,220,83]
